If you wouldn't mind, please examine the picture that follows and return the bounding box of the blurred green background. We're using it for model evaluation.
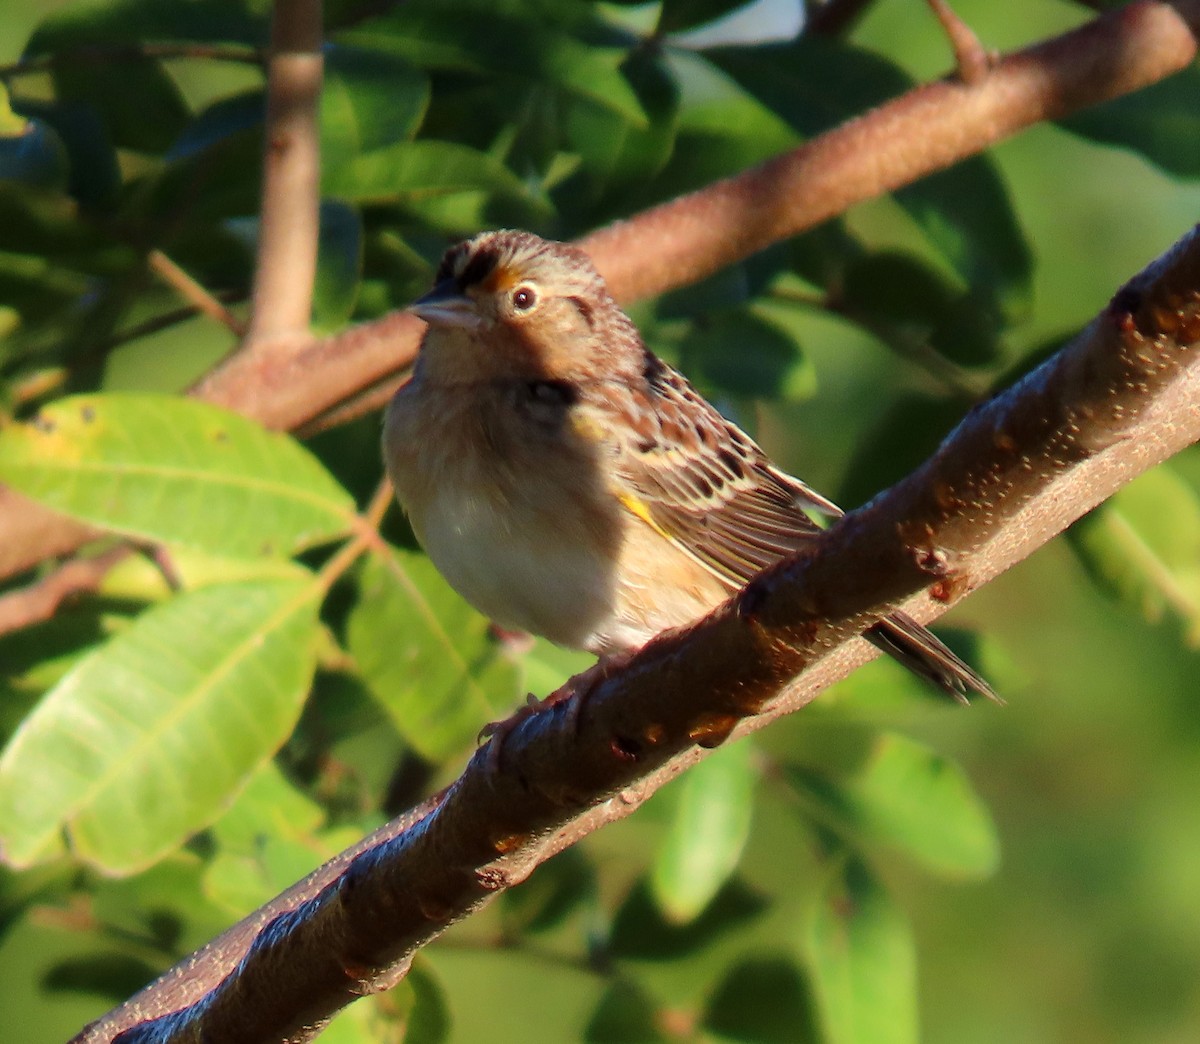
[2,0,1199,1041]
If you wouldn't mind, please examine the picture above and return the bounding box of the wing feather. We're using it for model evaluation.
[597,361,840,589]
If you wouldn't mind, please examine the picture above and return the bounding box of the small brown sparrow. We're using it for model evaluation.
[384,230,994,703]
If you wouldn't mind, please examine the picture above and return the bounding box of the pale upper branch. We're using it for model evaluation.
[75,226,1200,1043]
[240,0,324,353]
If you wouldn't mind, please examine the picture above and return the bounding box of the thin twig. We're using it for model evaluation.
[147,251,247,336]
[926,0,993,84]
[0,546,130,636]
[294,370,409,437]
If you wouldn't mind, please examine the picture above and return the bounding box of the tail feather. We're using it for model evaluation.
[865,611,999,705]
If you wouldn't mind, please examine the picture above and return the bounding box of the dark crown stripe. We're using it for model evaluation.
[458,245,501,289]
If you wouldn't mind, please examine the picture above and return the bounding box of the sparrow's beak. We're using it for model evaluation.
[408,279,480,328]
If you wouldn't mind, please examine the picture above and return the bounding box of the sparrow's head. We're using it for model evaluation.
[409,231,640,383]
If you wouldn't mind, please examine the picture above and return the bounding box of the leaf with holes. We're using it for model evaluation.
[0,394,356,557]
[0,577,321,873]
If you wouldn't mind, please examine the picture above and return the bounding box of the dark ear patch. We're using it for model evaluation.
[567,294,595,328]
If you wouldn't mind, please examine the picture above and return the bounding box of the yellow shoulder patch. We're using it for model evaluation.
[618,491,672,540]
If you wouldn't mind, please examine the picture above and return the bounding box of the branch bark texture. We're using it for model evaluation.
[75,228,1200,1043]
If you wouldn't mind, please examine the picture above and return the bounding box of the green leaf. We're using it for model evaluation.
[321,44,429,156]
[209,760,324,852]
[321,139,545,209]
[347,550,520,762]
[651,740,756,923]
[0,182,123,269]
[204,776,364,911]
[784,730,999,879]
[703,955,818,1043]
[1059,65,1200,178]
[313,200,363,330]
[659,0,752,34]
[586,980,669,1043]
[560,47,679,211]
[680,307,816,402]
[894,157,1034,324]
[11,97,119,211]
[51,55,189,154]
[709,37,910,140]
[840,251,1003,367]
[25,0,264,53]
[805,855,917,1044]
[500,848,594,935]
[1068,466,1200,642]
[403,957,453,1044]
[0,393,357,557]
[642,90,796,200]
[0,577,321,873]
[347,9,647,126]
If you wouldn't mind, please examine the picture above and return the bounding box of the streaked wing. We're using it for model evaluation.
[600,359,842,590]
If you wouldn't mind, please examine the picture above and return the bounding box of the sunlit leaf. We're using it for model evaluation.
[0,393,356,557]
[805,854,917,1044]
[347,550,519,762]
[0,578,321,873]
[651,741,756,923]
[561,47,679,216]
[641,90,796,200]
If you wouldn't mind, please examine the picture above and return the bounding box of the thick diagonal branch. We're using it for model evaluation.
[76,227,1200,1043]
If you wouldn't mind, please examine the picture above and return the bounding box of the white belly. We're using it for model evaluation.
[414,482,616,649]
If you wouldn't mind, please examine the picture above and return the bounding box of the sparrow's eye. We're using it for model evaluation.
[511,285,538,312]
